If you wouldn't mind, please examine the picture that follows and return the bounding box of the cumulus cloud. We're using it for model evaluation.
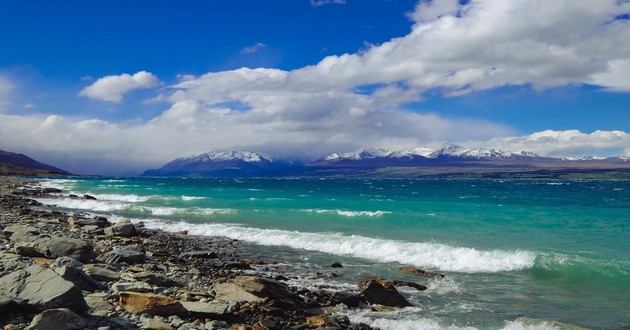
[240,42,267,54]
[79,71,159,103]
[310,0,346,7]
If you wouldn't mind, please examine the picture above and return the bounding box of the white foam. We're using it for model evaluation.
[181,195,205,201]
[140,221,536,273]
[341,307,477,330]
[91,193,150,203]
[302,209,392,217]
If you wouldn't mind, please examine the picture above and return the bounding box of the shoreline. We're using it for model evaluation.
[0,176,390,329]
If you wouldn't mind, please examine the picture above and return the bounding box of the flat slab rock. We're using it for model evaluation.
[118,291,188,317]
[24,308,87,330]
[212,275,299,307]
[0,264,88,312]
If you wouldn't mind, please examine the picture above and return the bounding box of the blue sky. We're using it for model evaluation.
[1,0,630,175]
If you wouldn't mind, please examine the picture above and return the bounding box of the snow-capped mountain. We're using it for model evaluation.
[321,144,540,162]
[142,149,299,177]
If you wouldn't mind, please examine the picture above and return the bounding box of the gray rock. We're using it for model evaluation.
[142,319,173,330]
[0,252,32,275]
[24,308,87,330]
[0,264,88,312]
[85,292,115,317]
[3,225,39,238]
[125,271,182,287]
[97,244,146,264]
[212,275,299,307]
[112,281,153,293]
[68,216,109,228]
[104,220,137,237]
[180,301,230,317]
[15,237,95,263]
[53,265,106,292]
[50,256,84,269]
[83,264,121,282]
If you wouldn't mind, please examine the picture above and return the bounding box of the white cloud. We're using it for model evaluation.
[79,71,159,103]
[310,0,346,7]
[473,130,630,157]
[591,59,630,92]
[240,42,267,54]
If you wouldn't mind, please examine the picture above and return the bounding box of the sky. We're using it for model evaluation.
[1,0,630,175]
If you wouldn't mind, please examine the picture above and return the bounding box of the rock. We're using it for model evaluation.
[50,257,84,269]
[104,220,136,237]
[83,194,97,200]
[112,281,153,293]
[84,292,115,317]
[68,216,108,228]
[24,308,87,330]
[180,301,230,317]
[357,278,412,308]
[212,276,299,307]
[306,315,335,328]
[392,280,427,291]
[123,271,182,287]
[331,292,364,308]
[399,266,444,278]
[0,264,88,312]
[142,319,173,330]
[3,225,39,239]
[118,291,188,317]
[0,252,32,275]
[82,264,121,282]
[179,250,219,259]
[15,237,95,263]
[96,244,146,264]
[53,265,106,292]
[330,262,343,268]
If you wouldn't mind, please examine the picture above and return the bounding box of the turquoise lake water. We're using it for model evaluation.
[37,177,630,329]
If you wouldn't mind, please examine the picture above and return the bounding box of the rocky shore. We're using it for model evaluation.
[0,177,436,330]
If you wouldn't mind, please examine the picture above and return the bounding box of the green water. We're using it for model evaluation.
[38,177,630,329]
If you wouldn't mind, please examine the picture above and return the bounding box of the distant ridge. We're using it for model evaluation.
[0,150,71,176]
[142,145,630,178]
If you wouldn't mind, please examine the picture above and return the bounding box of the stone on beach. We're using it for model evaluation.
[104,220,137,237]
[0,264,88,312]
[357,278,412,308]
[118,291,189,317]
[96,244,146,264]
[399,265,444,278]
[212,275,300,307]
[24,308,87,330]
[180,301,231,317]
[15,237,95,263]
[82,264,121,282]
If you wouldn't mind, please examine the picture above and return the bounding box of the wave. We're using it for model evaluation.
[181,195,206,201]
[302,209,392,217]
[138,220,535,273]
[91,193,150,203]
[36,197,235,217]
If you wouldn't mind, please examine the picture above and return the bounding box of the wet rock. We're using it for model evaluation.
[398,266,444,278]
[330,262,344,268]
[24,308,87,330]
[104,220,137,237]
[96,244,146,264]
[179,250,219,259]
[391,280,427,291]
[0,264,88,312]
[82,194,97,200]
[82,264,121,282]
[357,278,412,308]
[118,291,188,317]
[331,292,364,308]
[212,275,299,307]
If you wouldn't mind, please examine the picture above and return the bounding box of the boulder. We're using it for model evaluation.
[83,194,97,200]
[306,315,335,328]
[118,291,188,317]
[68,216,109,228]
[24,308,87,330]
[104,220,136,237]
[357,279,412,308]
[82,264,121,282]
[330,262,344,268]
[84,292,115,317]
[0,264,88,312]
[3,225,39,238]
[392,280,427,291]
[53,265,106,292]
[212,275,299,307]
[96,244,146,264]
[15,237,95,263]
[399,266,444,278]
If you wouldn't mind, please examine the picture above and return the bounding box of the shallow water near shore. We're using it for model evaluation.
[36,177,630,329]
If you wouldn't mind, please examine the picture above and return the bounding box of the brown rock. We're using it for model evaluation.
[358,278,412,308]
[399,266,444,278]
[118,291,188,317]
[306,315,334,328]
[212,276,299,307]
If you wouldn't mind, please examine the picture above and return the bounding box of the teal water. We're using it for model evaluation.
[37,177,630,329]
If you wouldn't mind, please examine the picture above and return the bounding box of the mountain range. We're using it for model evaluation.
[142,145,630,178]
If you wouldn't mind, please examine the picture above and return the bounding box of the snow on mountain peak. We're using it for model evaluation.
[179,149,272,163]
